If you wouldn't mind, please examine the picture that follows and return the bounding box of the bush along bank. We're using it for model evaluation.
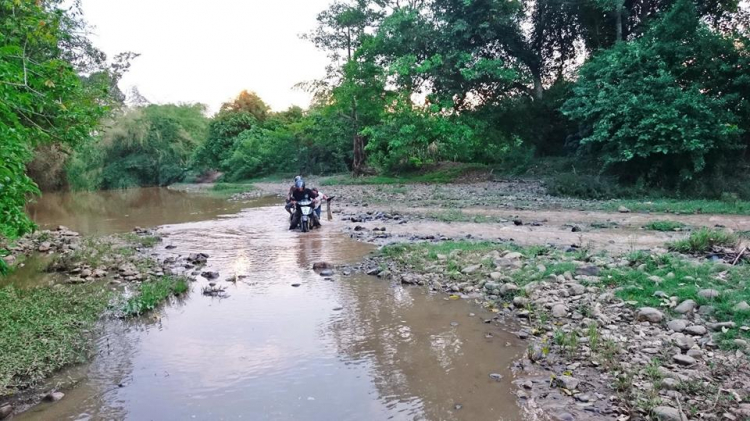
[346,240,750,420]
[0,227,195,417]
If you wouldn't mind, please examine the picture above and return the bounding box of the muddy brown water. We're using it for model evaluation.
[13,188,524,421]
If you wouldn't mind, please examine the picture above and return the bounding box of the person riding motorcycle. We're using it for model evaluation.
[289,179,320,230]
[285,175,302,216]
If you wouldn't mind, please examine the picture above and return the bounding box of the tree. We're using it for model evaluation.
[220,90,270,122]
[562,0,750,186]
[0,0,116,263]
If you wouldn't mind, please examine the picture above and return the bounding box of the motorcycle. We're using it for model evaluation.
[294,199,317,232]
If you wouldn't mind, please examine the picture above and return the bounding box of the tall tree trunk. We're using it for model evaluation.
[532,72,544,101]
[352,134,366,176]
[615,0,624,42]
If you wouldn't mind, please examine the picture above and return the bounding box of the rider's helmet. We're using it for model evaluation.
[294,175,302,183]
[295,179,304,189]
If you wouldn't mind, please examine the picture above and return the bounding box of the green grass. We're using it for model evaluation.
[0,284,110,397]
[320,164,488,186]
[667,228,739,254]
[607,253,750,346]
[643,220,688,232]
[122,276,189,316]
[606,199,750,215]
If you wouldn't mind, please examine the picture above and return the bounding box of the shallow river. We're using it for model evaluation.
[16,188,524,421]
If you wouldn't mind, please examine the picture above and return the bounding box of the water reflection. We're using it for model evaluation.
[25,188,269,236]
[16,201,523,421]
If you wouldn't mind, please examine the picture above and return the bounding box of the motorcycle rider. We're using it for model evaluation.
[285,176,302,216]
[289,179,320,230]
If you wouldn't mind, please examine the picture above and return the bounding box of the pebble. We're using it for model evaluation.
[0,405,12,420]
[698,288,720,299]
[461,264,481,274]
[319,269,334,276]
[333,306,343,311]
[513,296,530,307]
[551,304,567,318]
[667,320,687,332]
[672,354,697,366]
[673,299,697,314]
[489,373,503,382]
[652,405,686,421]
[557,375,579,390]
[618,206,631,213]
[450,322,459,327]
[637,307,664,323]
[454,404,463,410]
[291,283,301,287]
[683,325,707,336]
[43,391,65,402]
[734,301,750,312]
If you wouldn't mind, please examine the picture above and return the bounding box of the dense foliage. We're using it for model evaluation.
[563,0,750,187]
[0,0,125,271]
[68,104,209,190]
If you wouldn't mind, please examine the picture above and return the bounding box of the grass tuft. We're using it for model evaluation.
[122,276,189,316]
[643,220,687,232]
[667,228,739,254]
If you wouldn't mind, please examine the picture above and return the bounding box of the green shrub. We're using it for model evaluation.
[122,276,189,316]
[667,228,739,254]
[643,221,687,231]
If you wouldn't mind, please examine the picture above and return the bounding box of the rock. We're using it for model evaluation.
[552,413,574,421]
[698,288,720,299]
[551,304,567,318]
[673,299,697,314]
[461,264,481,274]
[516,331,530,339]
[686,348,702,359]
[0,405,12,420]
[500,283,518,294]
[436,254,448,261]
[637,307,664,323]
[648,275,663,284]
[661,378,679,390]
[489,373,503,382]
[683,325,707,336]
[667,320,687,332]
[454,404,463,410]
[734,301,750,312]
[505,252,523,260]
[38,242,51,252]
[672,354,697,366]
[568,284,585,296]
[513,219,523,226]
[513,296,530,307]
[575,266,600,276]
[671,333,696,351]
[520,380,533,389]
[312,262,332,270]
[556,375,580,390]
[44,391,65,402]
[733,339,748,348]
[366,268,381,276]
[319,269,334,277]
[80,268,92,278]
[707,321,736,331]
[652,406,686,421]
[201,271,219,279]
[291,283,301,287]
[484,281,499,291]
[571,225,582,232]
[618,206,631,213]
[489,272,503,280]
[377,270,391,279]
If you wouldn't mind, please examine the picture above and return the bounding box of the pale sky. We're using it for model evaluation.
[81,0,334,113]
